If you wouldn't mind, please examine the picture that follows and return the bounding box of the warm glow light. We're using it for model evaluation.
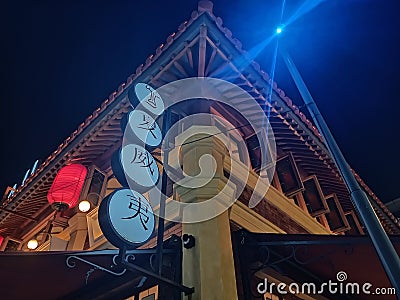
[78,200,91,212]
[47,164,88,211]
[27,239,38,250]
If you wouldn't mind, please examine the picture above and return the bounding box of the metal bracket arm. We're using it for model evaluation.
[121,257,194,295]
[66,255,127,276]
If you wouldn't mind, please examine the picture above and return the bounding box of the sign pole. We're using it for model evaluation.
[156,107,171,276]
[281,49,400,292]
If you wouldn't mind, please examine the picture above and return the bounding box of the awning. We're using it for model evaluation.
[235,231,400,300]
[0,239,186,300]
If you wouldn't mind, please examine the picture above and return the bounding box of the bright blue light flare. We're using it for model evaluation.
[276,26,283,34]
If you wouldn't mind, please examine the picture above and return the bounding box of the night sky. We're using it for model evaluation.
[1,0,399,204]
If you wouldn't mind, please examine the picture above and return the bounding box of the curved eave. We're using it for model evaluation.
[1,5,398,237]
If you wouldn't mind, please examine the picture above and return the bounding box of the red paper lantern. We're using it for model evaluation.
[47,164,87,211]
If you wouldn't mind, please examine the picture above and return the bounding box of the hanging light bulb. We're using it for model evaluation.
[27,239,38,250]
[78,200,91,213]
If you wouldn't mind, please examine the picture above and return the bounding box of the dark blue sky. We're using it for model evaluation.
[1,0,399,203]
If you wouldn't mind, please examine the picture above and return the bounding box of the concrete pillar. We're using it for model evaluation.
[175,132,238,300]
[66,212,88,251]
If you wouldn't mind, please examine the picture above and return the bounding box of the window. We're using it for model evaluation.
[81,166,107,207]
[3,238,20,252]
[301,176,329,217]
[345,211,364,235]
[275,153,303,196]
[325,194,350,233]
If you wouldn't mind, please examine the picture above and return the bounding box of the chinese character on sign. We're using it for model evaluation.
[137,114,157,139]
[133,82,165,116]
[145,84,160,109]
[122,194,150,230]
[128,110,162,147]
[130,147,156,176]
[120,144,159,189]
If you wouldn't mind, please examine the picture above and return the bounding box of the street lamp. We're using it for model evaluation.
[279,47,400,292]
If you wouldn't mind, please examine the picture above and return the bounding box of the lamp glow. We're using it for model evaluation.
[276,26,283,34]
[27,239,38,250]
[78,200,91,212]
[47,164,88,211]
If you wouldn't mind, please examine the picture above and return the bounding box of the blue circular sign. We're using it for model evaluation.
[98,188,155,248]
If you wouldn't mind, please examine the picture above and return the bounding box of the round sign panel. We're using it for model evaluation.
[98,188,155,248]
[128,82,165,116]
[127,109,162,148]
[121,144,160,190]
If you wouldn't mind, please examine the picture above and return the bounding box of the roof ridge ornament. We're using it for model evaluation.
[198,0,213,13]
